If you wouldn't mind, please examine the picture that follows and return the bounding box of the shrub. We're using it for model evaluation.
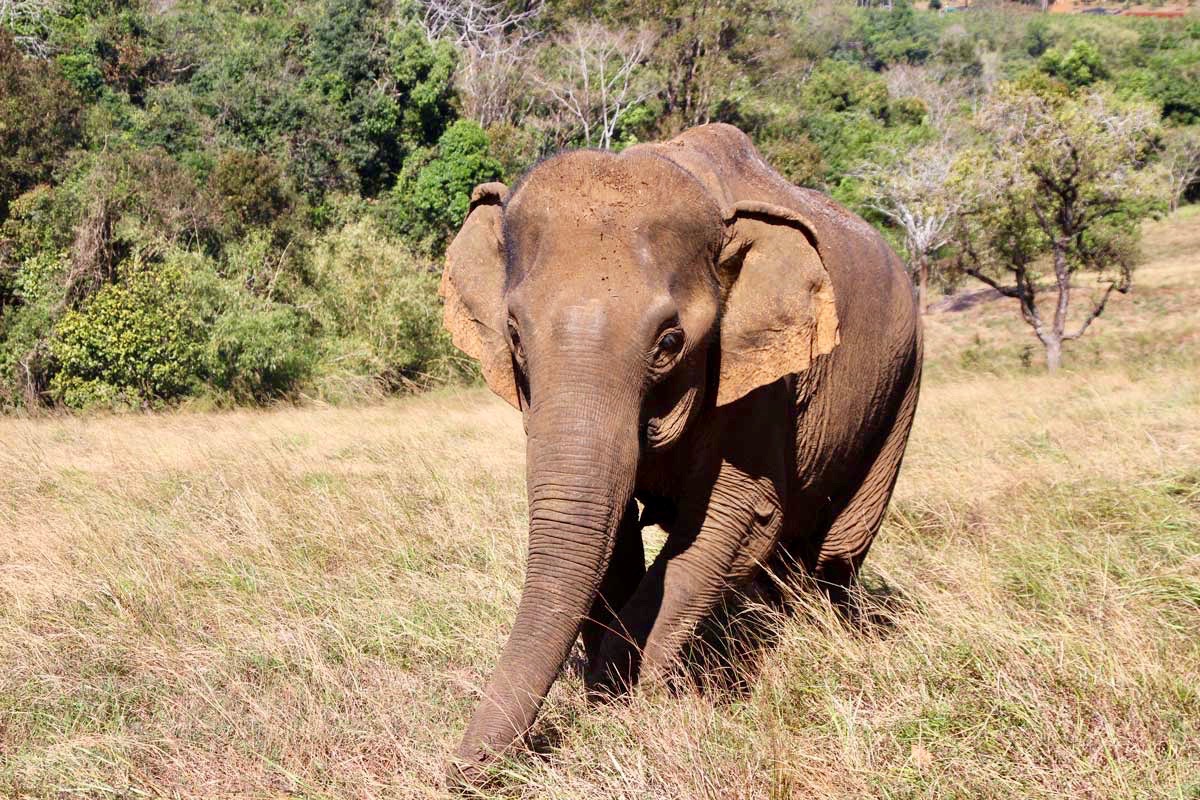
[204,304,314,403]
[49,256,206,409]
[309,219,469,396]
[1040,40,1108,88]
[760,137,827,187]
[0,251,66,408]
[485,123,545,181]
[385,120,503,256]
[801,60,890,116]
[208,151,293,233]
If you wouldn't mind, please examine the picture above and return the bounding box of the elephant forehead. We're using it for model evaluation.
[505,150,721,245]
[505,221,711,304]
[508,246,671,317]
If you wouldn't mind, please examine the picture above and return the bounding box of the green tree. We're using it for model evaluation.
[856,0,938,71]
[385,120,502,256]
[795,59,929,200]
[953,85,1162,372]
[1039,39,1108,88]
[0,32,83,223]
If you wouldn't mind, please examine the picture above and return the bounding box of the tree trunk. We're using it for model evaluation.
[1044,335,1062,372]
[917,256,929,315]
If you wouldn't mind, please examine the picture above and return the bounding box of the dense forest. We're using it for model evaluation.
[1,0,1197,410]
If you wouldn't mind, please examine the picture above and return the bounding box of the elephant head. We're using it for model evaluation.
[440,148,838,779]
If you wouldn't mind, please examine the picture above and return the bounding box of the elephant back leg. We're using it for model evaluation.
[807,354,921,603]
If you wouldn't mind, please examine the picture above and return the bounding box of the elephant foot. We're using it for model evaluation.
[445,748,499,794]
[584,644,641,702]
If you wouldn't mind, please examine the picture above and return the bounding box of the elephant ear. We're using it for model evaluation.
[440,182,519,409]
[715,200,840,406]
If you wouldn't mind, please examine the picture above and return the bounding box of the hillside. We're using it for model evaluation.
[4,1,1198,411]
[1,210,1197,796]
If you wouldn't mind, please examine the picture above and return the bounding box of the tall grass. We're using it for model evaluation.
[1,212,1197,798]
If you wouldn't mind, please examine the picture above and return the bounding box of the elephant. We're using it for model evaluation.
[439,123,922,785]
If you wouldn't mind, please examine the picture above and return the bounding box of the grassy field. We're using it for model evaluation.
[2,210,1198,799]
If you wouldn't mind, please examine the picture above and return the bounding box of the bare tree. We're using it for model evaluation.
[954,88,1161,372]
[0,0,56,58]
[1161,126,1200,213]
[417,0,542,44]
[414,0,545,127]
[884,64,970,133]
[853,138,961,313]
[536,22,658,150]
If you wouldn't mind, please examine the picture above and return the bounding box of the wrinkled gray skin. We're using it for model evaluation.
[439,123,922,786]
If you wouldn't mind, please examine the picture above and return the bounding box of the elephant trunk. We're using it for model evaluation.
[451,368,641,780]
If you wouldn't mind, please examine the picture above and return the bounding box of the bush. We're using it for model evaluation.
[385,120,502,256]
[485,123,545,181]
[309,219,469,396]
[1040,40,1108,88]
[204,304,314,403]
[760,137,827,187]
[208,151,294,233]
[49,256,206,409]
[800,60,890,116]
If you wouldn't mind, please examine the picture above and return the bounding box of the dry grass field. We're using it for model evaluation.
[2,210,1198,798]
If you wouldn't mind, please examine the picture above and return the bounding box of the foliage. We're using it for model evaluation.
[308,219,473,395]
[758,136,826,187]
[0,31,82,223]
[2,0,1200,410]
[204,302,314,403]
[384,119,503,256]
[1039,39,1107,87]
[795,59,931,202]
[49,256,206,408]
[208,151,294,234]
[952,85,1162,371]
[855,0,939,70]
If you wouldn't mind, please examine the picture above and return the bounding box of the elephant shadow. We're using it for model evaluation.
[678,569,913,700]
[518,572,913,771]
[563,567,913,706]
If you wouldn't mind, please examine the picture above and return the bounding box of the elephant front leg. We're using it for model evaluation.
[587,463,784,693]
[582,500,645,674]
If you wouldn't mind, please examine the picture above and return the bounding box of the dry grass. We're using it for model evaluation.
[2,211,1198,798]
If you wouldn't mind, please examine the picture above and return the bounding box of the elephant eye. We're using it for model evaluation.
[651,327,685,371]
[659,331,683,355]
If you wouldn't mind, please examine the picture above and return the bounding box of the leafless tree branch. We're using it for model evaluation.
[1161,127,1200,213]
[535,22,657,150]
[0,0,57,58]
[413,0,545,126]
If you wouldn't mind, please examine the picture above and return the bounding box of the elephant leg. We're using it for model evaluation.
[808,363,922,605]
[582,500,645,674]
[588,462,783,693]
